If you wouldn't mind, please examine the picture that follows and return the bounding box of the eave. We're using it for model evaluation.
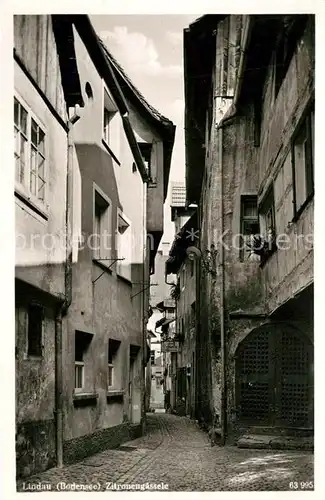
[184,15,227,205]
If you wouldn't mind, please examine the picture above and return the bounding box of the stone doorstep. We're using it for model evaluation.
[237,434,314,451]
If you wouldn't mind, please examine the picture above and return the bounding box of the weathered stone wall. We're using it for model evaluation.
[196,15,314,438]
[15,282,57,478]
[14,15,68,478]
[258,17,314,312]
[63,422,142,465]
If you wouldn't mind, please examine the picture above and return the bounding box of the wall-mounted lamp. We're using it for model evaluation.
[186,244,217,277]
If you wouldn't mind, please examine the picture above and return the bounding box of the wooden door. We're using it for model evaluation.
[236,325,313,428]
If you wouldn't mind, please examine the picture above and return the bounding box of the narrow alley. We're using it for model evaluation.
[16,413,314,492]
[11,13,315,494]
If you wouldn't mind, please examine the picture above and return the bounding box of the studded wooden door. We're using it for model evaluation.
[236,325,313,428]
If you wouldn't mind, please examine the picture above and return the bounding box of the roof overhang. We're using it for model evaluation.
[184,15,227,205]
[237,15,309,107]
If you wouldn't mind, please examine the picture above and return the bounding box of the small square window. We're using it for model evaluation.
[27,304,43,357]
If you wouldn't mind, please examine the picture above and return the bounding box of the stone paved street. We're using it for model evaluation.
[16,414,314,492]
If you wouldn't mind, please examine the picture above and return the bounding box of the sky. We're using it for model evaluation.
[90,15,200,245]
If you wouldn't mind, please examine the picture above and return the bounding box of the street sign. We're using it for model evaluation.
[161,340,180,352]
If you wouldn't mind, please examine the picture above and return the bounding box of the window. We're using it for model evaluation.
[102,87,117,148]
[116,211,132,281]
[75,331,93,391]
[150,350,155,365]
[14,96,46,204]
[93,188,112,262]
[240,196,260,261]
[138,142,152,180]
[108,339,121,389]
[27,304,43,357]
[292,109,314,216]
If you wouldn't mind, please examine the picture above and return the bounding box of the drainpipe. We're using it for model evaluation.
[55,113,75,468]
[141,183,148,435]
[218,124,226,446]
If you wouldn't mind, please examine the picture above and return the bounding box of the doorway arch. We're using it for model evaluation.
[235,323,313,428]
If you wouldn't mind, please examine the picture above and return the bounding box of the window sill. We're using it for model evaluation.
[23,353,43,361]
[101,139,121,166]
[15,184,49,221]
[106,390,124,403]
[73,392,99,407]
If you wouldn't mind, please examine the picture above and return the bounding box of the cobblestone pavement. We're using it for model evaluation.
[16,414,314,492]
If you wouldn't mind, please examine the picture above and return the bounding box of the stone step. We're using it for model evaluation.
[237,434,314,451]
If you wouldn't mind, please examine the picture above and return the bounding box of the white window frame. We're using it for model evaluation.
[107,363,114,388]
[14,92,48,211]
[74,361,85,391]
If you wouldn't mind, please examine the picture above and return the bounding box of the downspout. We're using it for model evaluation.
[141,184,148,435]
[55,115,75,468]
[218,124,226,446]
